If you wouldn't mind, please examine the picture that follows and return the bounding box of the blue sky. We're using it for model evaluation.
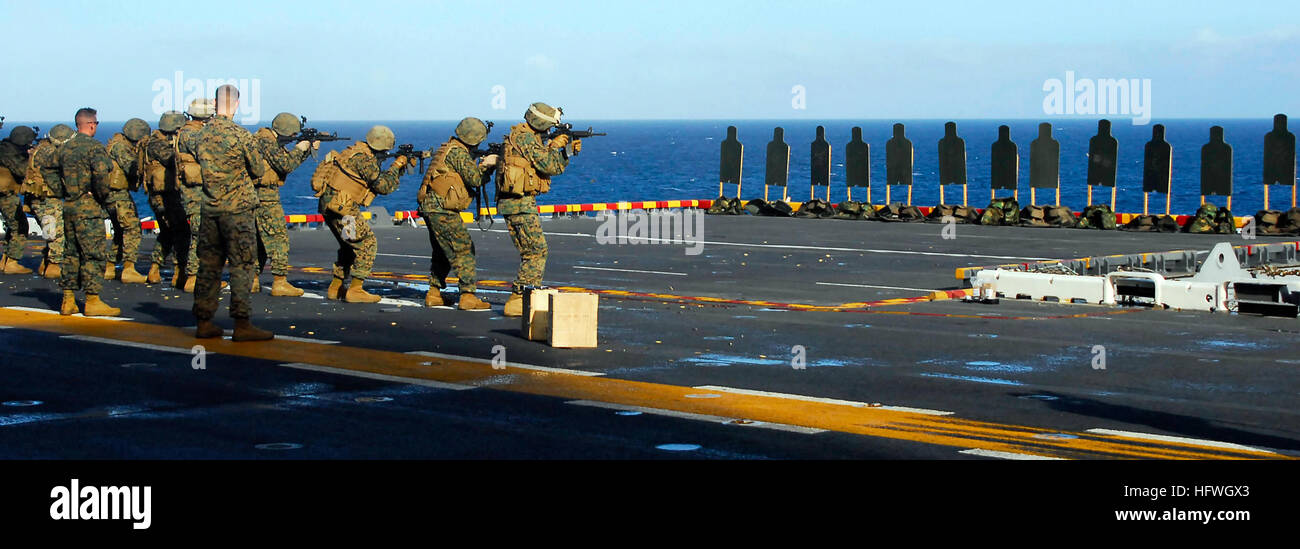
[1,0,1297,121]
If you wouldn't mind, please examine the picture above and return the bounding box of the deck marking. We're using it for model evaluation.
[959,448,1065,460]
[4,306,130,321]
[60,335,204,355]
[1,309,1284,461]
[566,400,827,434]
[817,282,935,292]
[1085,429,1281,455]
[574,266,688,276]
[279,363,477,391]
[406,350,605,377]
[694,385,954,416]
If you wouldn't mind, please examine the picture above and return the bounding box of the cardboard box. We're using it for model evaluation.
[547,292,599,348]
[522,288,560,341]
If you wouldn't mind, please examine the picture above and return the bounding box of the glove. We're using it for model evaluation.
[294,140,311,152]
[392,155,410,170]
[341,215,358,241]
[550,134,570,150]
[311,140,321,151]
[479,154,499,168]
[572,139,582,153]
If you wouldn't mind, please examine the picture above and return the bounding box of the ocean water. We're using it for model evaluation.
[16,118,1294,217]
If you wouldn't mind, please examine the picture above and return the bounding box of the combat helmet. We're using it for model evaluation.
[47,124,74,144]
[271,113,301,137]
[7,125,36,146]
[454,117,489,146]
[159,111,186,133]
[365,125,395,151]
[123,118,150,142]
[524,102,561,132]
[187,98,215,120]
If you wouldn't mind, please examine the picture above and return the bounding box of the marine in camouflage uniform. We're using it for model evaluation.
[417,117,496,310]
[44,109,121,316]
[139,112,189,285]
[315,125,406,303]
[175,99,214,291]
[24,125,74,279]
[102,118,150,283]
[0,126,36,275]
[496,103,579,316]
[189,88,272,342]
[250,113,314,297]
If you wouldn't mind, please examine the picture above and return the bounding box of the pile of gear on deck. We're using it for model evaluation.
[706,195,1300,235]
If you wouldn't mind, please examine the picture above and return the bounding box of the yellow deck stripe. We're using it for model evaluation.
[0,308,1284,460]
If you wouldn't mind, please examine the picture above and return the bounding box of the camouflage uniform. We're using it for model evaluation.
[176,119,207,277]
[0,140,29,261]
[318,143,402,281]
[104,133,142,266]
[140,130,188,270]
[251,127,309,277]
[47,133,114,294]
[25,140,64,266]
[190,115,265,321]
[418,138,487,293]
[496,123,568,293]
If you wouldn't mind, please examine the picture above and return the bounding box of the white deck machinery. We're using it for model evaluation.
[965,242,1300,317]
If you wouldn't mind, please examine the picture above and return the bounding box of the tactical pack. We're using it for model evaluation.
[743,198,793,217]
[1077,204,1117,230]
[876,202,925,222]
[927,204,979,224]
[1186,203,1236,234]
[497,123,551,197]
[0,164,17,194]
[419,141,472,211]
[1123,214,1180,232]
[106,134,132,191]
[1252,209,1299,235]
[706,196,744,215]
[315,142,376,215]
[980,197,1020,226]
[794,199,836,218]
[137,135,170,193]
[832,200,872,220]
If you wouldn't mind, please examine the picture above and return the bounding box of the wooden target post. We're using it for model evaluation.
[764,127,790,203]
[1143,124,1173,216]
[810,126,831,202]
[1263,114,1296,210]
[718,125,743,199]
[990,125,1019,203]
[1201,125,1233,211]
[1087,119,1118,210]
[885,123,913,205]
[937,121,967,206]
[1029,122,1060,206]
[845,127,870,204]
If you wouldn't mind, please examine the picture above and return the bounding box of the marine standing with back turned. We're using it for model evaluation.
[175,99,215,292]
[250,112,316,297]
[102,118,151,283]
[497,102,580,316]
[138,111,189,284]
[50,108,120,316]
[0,124,37,274]
[313,125,408,303]
[191,85,273,341]
[24,124,75,279]
[416,117,497,311]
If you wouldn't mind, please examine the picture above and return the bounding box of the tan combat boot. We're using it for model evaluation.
[43,262,61,280]
[232,318,274,341]
[104,263,117,280]
[3,256,32,275]
[146,263,161,284]
[326,275,345,300]
[270,276,304,297]
[120,262,147,284]
[83,294,121,317]
[60,290,79,316]
[251,277,261,294]
[183,275,196,293]
[195,319,223,338]
[344,278,382,303]
[503,293,523,317]
[425,288,445,307]
[459,293,491,311]
[170,271,179,288]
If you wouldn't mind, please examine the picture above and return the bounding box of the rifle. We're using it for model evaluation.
[546,122,605,157]
[467,142,503,231]
[276,116,350,157]
[374,143,426,175]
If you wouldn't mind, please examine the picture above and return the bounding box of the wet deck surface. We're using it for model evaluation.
[1,213,1298,459]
